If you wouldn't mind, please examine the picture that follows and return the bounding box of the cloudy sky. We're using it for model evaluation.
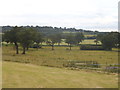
[0,0,119,32]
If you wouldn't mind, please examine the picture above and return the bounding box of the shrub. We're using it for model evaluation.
[80,45,104,50]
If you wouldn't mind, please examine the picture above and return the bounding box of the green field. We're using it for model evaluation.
[3,61,118,88]
[81,39,101,45]
[2,46,118,66]
[60,39,101,45]
[2,44,119,88]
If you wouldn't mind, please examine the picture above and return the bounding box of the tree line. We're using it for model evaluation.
[96,32,120,50]
[2,26,120,54]
[2,26,98,34]
[2,26,84,54]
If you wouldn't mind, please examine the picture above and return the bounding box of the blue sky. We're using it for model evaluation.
[0,0,119,32]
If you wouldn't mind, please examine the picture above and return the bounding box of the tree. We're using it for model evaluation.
[97,32,119,50]
[74,32,84,45]
[4,26,20,54]
[118,33,120,48]
[65,34,77,50]
[96,34,104,41]
[18,27,37,54]
[109,32,119,48]
[2,34,9,43]
[95,34,104,46]
[47,34,58,50]
[34,32,44,48]
[101,33,115,50]
[55,33,62,46]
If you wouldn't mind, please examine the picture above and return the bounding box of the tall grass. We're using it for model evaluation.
[2,45,118,71]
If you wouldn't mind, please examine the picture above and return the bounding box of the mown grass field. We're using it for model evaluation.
[3,61,118,88]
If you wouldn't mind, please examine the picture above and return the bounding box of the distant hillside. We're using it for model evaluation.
[2,26,108,35]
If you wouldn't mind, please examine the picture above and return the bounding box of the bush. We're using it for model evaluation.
[80,45,104,50]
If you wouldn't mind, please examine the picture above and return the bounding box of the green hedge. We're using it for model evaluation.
[80,45,104,50]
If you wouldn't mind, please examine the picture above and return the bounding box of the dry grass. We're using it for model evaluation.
[2,45,119,88]
[3,61,118,88]
[2,45,118,66]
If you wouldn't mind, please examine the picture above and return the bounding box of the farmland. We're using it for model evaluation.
[2,40,119,88]
[1,1,120,88]
[3,61,118,88]
[2,45,118,67]
[2,32,119,88]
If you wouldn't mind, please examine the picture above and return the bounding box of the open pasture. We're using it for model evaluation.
[2,61,118,88]
[2,45,118,67]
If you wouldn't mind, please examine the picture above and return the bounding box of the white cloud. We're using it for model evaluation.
[0,0,119,32]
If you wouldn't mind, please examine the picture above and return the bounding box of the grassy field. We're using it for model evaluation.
[59,39,101,45]
[2,45,118,65]
[2,44,119,88]
[81,39,101,45]
[3,61,118,88]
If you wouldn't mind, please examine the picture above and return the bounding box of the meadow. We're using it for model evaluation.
[2,44,118,69]
[2,39,119,88]
[58,39,101,45]
[2,46,118,64]
[3,61,118,88]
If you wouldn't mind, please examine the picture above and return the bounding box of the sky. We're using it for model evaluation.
[0,0,119,32]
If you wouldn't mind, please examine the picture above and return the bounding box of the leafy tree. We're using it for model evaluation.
[97,32,120,50]
[55,33,62,46]
[109,32,119,48]
[101,33,115,50]
[96,32,120,50]
[4,26,20,54]
[2,34,8,43]
[47,34,58,50]
[95,34,104,46]
[34,32,44,48]
[74,32,84,45]
[65,34,77,50]
[18,27,37,54]
[96,34,104,41]
[118,33,120,48]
